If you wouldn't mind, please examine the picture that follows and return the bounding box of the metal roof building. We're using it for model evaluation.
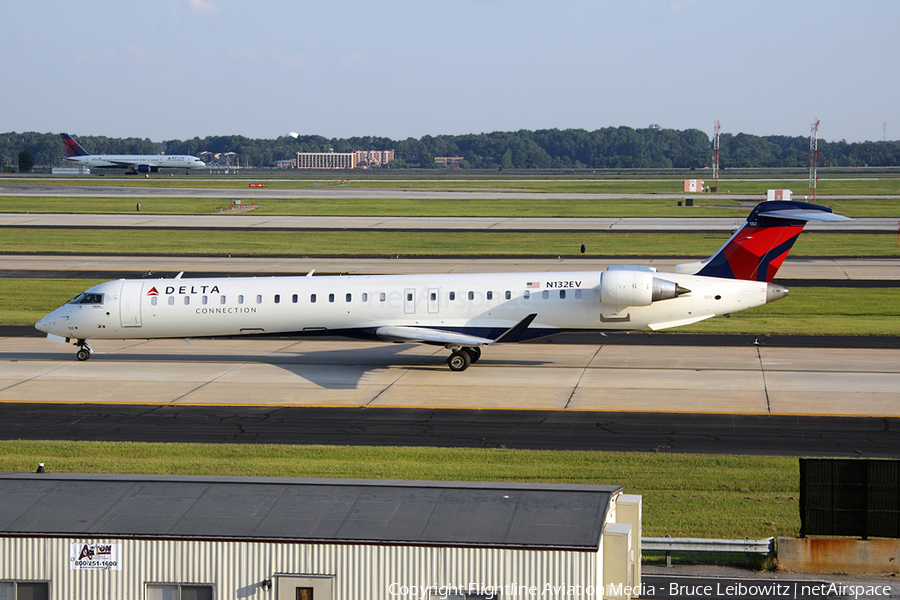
[0,473,642,600]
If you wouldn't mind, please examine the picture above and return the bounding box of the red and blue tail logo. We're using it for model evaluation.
[60,133,89,157]
[696,201,846,282]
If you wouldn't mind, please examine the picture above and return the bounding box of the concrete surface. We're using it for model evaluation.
[3,337,899,415]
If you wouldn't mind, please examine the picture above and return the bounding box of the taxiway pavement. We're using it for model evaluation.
[3,337,898,417]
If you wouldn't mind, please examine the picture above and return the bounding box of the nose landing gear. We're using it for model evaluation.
[75,340,93,361]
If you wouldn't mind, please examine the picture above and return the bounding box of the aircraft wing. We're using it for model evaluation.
[104,159,141,168]
[375,326,495,346]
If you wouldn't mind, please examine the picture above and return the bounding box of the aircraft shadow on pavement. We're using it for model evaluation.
[1,345,548,390]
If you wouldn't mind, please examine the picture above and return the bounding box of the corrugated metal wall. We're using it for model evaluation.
[0,537,600,599]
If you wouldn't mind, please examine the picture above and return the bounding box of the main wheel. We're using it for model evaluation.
[447,350,471,372]
[76,349,91,361]
[466,347,482,363]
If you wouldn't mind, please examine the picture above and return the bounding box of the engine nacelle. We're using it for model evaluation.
[600,269,685,307]
[136,164,151,173]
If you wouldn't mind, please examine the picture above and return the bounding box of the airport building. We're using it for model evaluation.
[0,473,642,600]
[355,150,395,168]
[295,152,357,170]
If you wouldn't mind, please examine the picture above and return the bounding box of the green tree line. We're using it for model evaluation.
[3,128,900,170]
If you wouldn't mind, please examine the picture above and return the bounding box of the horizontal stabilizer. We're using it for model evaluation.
[757,208,852,222]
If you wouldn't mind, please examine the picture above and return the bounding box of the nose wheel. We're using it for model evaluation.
[75,340,93,361]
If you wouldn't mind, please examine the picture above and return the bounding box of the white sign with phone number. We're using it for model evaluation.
[69,543,121,570]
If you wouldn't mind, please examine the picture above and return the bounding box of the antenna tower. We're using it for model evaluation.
[808,119,820,202]
[711,119,720,192]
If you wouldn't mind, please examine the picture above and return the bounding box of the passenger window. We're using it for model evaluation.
[274,294,280,304]
[407,292,413,301]
[362,293,368,302]
[256,295,262,304]
[168,296,175,305]
[380,292,386,302]
[449,291,456,301]
[238,295,244,304]
[292,294,298,303]
[542,290,549,299]
[346,293,352,302]
[311,294,317,303]
[151,296,158,306]
[220,295,226,304]
[184,296,190,305]
[202,295,208,305]
[430,292,437,301]
[505,290,511,300]
[329,293,335,302]
[575,289,582,299]
[487,291,493,300]
[524,291,530,300]
[468,291,474,300]
[560,290,566,299]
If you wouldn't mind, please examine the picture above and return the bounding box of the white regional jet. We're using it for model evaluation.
[36,201,848,371]
[61,133,205,174]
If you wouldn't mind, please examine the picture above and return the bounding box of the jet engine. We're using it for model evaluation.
[136,164,151,173]
[600,269,689,307]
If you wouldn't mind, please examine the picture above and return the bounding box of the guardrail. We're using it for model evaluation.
[643,536,775,567]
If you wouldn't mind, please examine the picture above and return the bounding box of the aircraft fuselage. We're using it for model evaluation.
[36,270,784,342]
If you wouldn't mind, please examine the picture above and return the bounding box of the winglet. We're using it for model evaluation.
[492,313,538,344]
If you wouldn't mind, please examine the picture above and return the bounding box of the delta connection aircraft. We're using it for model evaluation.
[36,201,848,371]
[60,133,205,174]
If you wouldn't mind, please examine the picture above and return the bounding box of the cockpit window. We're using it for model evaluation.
[69,292,103,305]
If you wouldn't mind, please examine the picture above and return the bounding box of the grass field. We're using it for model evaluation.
[0,441,800,540]
[3,193,900,217]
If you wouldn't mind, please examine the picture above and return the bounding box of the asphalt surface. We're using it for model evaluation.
[1,404,897,457]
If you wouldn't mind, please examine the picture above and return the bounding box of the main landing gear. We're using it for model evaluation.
[75,339,93,361]
[447,346,481,372]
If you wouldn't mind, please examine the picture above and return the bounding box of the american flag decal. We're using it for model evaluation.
[526,281,540,289]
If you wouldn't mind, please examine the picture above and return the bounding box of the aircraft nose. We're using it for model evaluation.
[36,308,66,335]
[35,314,53,333]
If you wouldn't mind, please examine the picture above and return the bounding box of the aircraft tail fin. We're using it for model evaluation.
[60,133,90,157]
[684,200,850,282]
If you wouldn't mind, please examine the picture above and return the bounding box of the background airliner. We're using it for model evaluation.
[60,133,205,174]
[36,201,848,371]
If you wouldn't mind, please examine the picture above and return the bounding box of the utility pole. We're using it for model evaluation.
[711,119,720,192]
[809,119,820,202]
